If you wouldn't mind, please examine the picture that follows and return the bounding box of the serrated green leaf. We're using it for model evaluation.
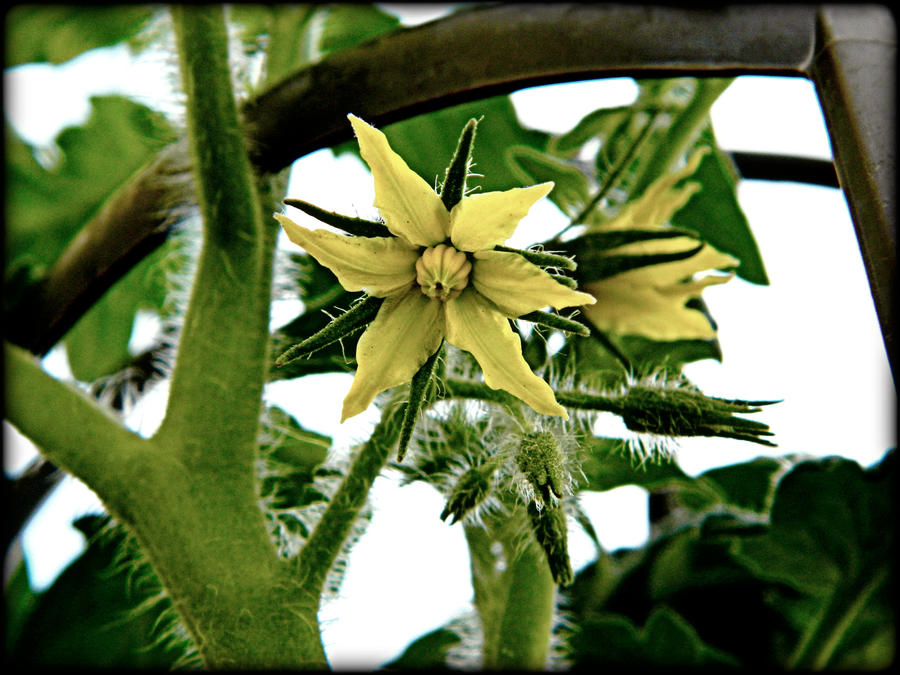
[672,126,769,284]
[5,6,154,66]
[64,243,171,382]
[7,515,182,668]
[384,627,461,670]
[731,452,894,668]
[571,606,738,666]
[732,453,893,596]
[319,4,401,54]
[507,145,591,219]
[5,96,177,271]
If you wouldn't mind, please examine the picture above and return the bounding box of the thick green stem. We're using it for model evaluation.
[157,6,273,458]
[4,343,149,515]
[126,7,325,667]
[465,507,557,669]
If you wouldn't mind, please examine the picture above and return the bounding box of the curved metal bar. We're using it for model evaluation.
[241,3,818,172]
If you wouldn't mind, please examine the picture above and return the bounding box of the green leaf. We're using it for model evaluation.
[7,516,183,668]
[552,104,634,157]
[565,516,795,667]
[732,453,892,596]
[5,96,177,271]
[384,627,461,670]
[259,406,332,541]
[63,241,173,382]
[698,457,783,514]
[318,4,401,55]
[671,126,769,284]
[5,6,154,66]
[571,606,739,666]
[263,405,331,471]
[3,558,40,654]
[507,145,592,219]
[578,437,689,492]
[731,452,895,668]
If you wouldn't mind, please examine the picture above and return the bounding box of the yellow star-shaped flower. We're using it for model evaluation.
[580,148,739,341]
[275,115,596,422]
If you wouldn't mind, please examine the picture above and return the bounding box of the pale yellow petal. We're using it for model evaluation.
[449,182,554,252]
[275,214,418,297]
[348,114,449,247]
[445,289,567,418]
[581,241,737,341]
[341,290,445,421]
[598,148,708,232]
[471,249,596,317]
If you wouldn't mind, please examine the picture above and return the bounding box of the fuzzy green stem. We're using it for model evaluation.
[4,343,149,513]
[465,508,557,668]
[157,6,273,457]
[296,411,403,598]
[627,78,734,201]
[136,7,325,668]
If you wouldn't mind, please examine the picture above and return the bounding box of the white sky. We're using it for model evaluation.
[3,5,895,669]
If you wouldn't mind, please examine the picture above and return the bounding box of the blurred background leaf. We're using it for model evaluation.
[5,515,184,669]
[5,95,176,272]
[5,5,154,67]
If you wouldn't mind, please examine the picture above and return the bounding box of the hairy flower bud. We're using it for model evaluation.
[619,384,777,445]
[516,431,568,508]
[528,501,573,587]
[440,466,493,525]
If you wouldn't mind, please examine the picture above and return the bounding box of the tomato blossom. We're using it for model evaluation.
[275,115,595,422]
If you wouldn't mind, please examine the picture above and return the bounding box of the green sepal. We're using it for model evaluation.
[396,342,443,462]
[275,295,383,366]
[282,198,391,237]
[439,118,479,212]
[549,273,578,289]
[568,228,699,252]
[582,245,705,282]
[494,244,577,271]
[519,310,590,337]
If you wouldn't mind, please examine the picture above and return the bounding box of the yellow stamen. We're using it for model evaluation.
[416,244,472,301]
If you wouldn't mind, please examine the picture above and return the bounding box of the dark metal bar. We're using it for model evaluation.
[241,3,818,172]
[808,5,896,380]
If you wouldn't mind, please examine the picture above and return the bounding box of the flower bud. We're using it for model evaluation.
[515,431,567,508]
[620,384,776,445]
[528,501,573,587]
[440,466,493,525]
